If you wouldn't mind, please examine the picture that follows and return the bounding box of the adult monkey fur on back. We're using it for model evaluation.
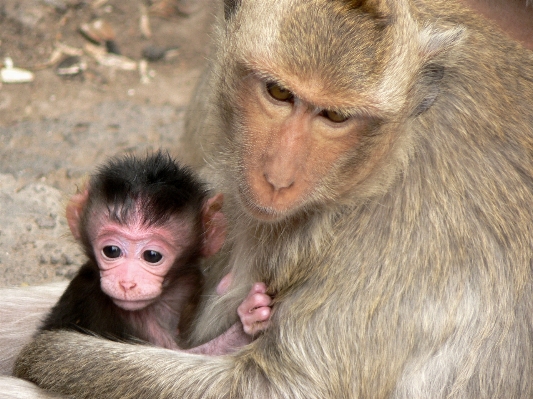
[8,0,533,397]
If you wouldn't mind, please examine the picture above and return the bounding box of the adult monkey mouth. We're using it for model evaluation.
[236,182,293,222]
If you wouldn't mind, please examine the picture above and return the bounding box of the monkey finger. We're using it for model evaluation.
[240,306,271,333]
[242,313,271,336]
[237,293,272,318]
[247,282,268,296]
[241,282,270,308]
[251,306,271,323]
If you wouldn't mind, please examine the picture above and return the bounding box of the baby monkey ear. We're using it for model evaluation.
[66,184,90,241]
[200,193,227,257]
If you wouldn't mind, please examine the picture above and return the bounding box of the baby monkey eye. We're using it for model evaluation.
[143,250,163,264]
[102,245,122,259]
[320,109,350,123]
[266,82,294,102]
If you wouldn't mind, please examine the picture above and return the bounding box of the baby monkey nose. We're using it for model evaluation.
[120,281,137,291]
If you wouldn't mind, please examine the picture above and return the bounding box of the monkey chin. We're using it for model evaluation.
[112,298,155,311]
[245,204,285,222]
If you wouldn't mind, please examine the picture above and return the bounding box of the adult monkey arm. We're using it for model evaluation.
[14,0,533,398]
[15,329,319,398]
[0,283,67,376]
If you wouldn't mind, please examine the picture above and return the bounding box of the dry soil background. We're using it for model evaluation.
[0,0,216,287]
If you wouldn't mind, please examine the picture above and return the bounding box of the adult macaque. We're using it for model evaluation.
[39,152,271,352]
[6,0,533,398]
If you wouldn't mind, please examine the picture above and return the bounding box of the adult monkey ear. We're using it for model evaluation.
[66,184,89,241]
[411,26,466,116]
[224,0,240,20]
[201,193,227,257]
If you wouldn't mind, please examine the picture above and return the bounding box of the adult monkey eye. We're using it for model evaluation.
[321,109,350,123]
[266,81,294,102]
[143,250,163,264]
[102,245,122,259]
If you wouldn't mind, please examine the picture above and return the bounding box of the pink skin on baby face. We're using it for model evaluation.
[90,215,194,311]
[85,198,272,342]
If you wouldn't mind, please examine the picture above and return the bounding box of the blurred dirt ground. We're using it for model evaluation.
[0,0,216,286]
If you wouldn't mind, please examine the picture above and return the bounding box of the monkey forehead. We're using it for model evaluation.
[223,0,435,117]
[227,0,390,98]
[89,215,195,248]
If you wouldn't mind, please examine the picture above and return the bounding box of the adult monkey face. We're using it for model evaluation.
[237,75,374,221]
[218,0,455,221]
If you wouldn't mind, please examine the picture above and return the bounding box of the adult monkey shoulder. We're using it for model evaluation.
[11,1,533,399]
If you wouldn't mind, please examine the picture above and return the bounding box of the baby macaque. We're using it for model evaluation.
[39,152,271,353]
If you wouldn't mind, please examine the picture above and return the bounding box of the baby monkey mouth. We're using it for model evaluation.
[112,297,155,311]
